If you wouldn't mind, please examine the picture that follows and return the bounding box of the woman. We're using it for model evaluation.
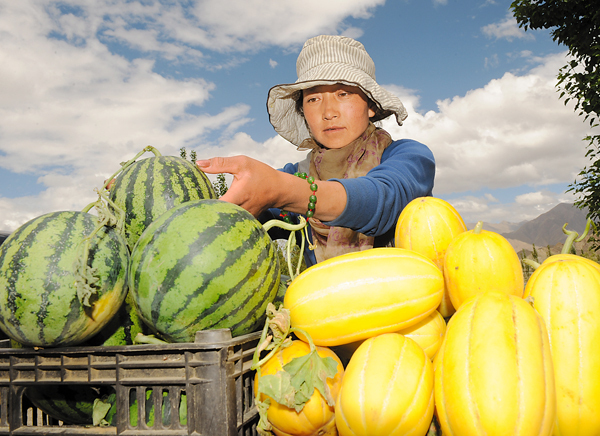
[197,35,435,267]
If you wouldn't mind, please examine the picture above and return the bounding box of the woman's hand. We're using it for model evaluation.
[197,156,287,217]
[197,155,347,221]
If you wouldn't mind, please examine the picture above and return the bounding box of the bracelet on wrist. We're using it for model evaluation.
[279,172,318,223]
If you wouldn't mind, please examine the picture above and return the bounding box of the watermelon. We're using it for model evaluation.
[110,388,188,427]
[129,199,280,342]
[25,385,113,425]
[25,386,187,427]
[108,155,216,249]
[0,211,129,347]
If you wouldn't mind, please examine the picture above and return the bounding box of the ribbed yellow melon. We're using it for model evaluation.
[336,333,434,436]
[524,256,600,436]
[254,340,344,436]
[395,196,467,317]
[330,310,446,364]
[284,247,444,346]
[541,252,600,271]
[398,310,446,360]
[443,221,524,309]
[435,291,556,436]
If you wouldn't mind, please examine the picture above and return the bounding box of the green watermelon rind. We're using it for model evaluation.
[0,211,129,347]
[129,200,280,342]
[109,155,217,249]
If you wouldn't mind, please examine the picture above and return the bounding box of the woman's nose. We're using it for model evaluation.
[322,95,339,120]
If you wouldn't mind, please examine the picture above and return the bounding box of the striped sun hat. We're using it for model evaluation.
[267,35,408,147]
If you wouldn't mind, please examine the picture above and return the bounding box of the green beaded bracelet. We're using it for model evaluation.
[279,172,318,223]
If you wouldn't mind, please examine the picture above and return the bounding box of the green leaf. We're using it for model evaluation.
[256,397,273,435]
[283,350,339,412]
[257,349,339,414]
[258,371,296,409]
[92,397,112,426]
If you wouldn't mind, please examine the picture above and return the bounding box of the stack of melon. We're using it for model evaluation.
[0,146,281,348]
[0,146,283,426]
[256,196,600,436]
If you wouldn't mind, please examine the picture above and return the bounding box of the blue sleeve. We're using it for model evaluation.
[324,139,435,237]
[280,162,299,175]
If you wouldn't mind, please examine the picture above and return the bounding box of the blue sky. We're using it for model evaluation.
[0,0,592,231]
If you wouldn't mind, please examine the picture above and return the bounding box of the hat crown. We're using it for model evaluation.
[296,35,376,82]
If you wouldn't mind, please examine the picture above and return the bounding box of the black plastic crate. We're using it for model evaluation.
[0,328,260,435]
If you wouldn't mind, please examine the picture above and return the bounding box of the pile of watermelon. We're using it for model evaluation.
[0,146,281,425]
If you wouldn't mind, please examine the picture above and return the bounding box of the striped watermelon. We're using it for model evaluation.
[25,385,113,425]
[25,386,187,427]
[109,155,216,249]
[129,199,280,342]
[0,211,129,347]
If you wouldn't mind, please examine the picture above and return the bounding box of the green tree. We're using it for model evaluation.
[213,173,229,198]
[511,1,600,222]
[520,248,534,281]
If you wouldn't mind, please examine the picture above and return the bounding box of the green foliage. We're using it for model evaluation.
[520,248,534,281]
[511,1,600,228]
[213,173,229,198]
[531,243,539,263]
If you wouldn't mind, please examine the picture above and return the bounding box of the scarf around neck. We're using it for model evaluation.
[297,123,393,263]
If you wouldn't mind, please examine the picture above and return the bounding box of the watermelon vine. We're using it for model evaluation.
[73,146,162,307]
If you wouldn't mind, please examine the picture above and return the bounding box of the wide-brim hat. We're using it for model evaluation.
[267,35,408,146]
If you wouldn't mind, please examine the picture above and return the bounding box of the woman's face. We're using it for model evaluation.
[302,84,376,149]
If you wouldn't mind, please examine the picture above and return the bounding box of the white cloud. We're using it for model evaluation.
[482,13,535,42]
[379,51,591,224]
[382,52,590,195]
[515,190,558,206]
[269,59,278,68]
[38,0,386,65]
[442,190,576,225]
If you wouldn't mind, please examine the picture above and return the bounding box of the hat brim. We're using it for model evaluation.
[267,63,408,146]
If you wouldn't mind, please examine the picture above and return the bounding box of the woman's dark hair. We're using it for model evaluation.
[294,91,304,116]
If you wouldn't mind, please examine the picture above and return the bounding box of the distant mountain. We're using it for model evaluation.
[466,221,523,234]
[501,203,589,247]
[466,203,590,257]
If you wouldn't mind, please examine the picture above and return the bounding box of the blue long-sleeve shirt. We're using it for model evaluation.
[261,138,435,267]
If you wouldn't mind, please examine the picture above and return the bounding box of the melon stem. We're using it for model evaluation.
[523,218,594,269]
[101,145,162,192]
[474,221,483,234]
[263,217,309,281]
[560,218,593,254]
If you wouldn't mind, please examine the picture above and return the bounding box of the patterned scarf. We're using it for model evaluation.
[297,123,393,263]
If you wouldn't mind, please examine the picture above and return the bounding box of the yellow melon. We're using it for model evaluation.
[395,196,467,317]
[335,333,434,436]
[525,256,600,436]
[254,340,344,436]
[435,291,555,436]
[284,247,444,346]
[398,310,446,360]
[443,221,524,309]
